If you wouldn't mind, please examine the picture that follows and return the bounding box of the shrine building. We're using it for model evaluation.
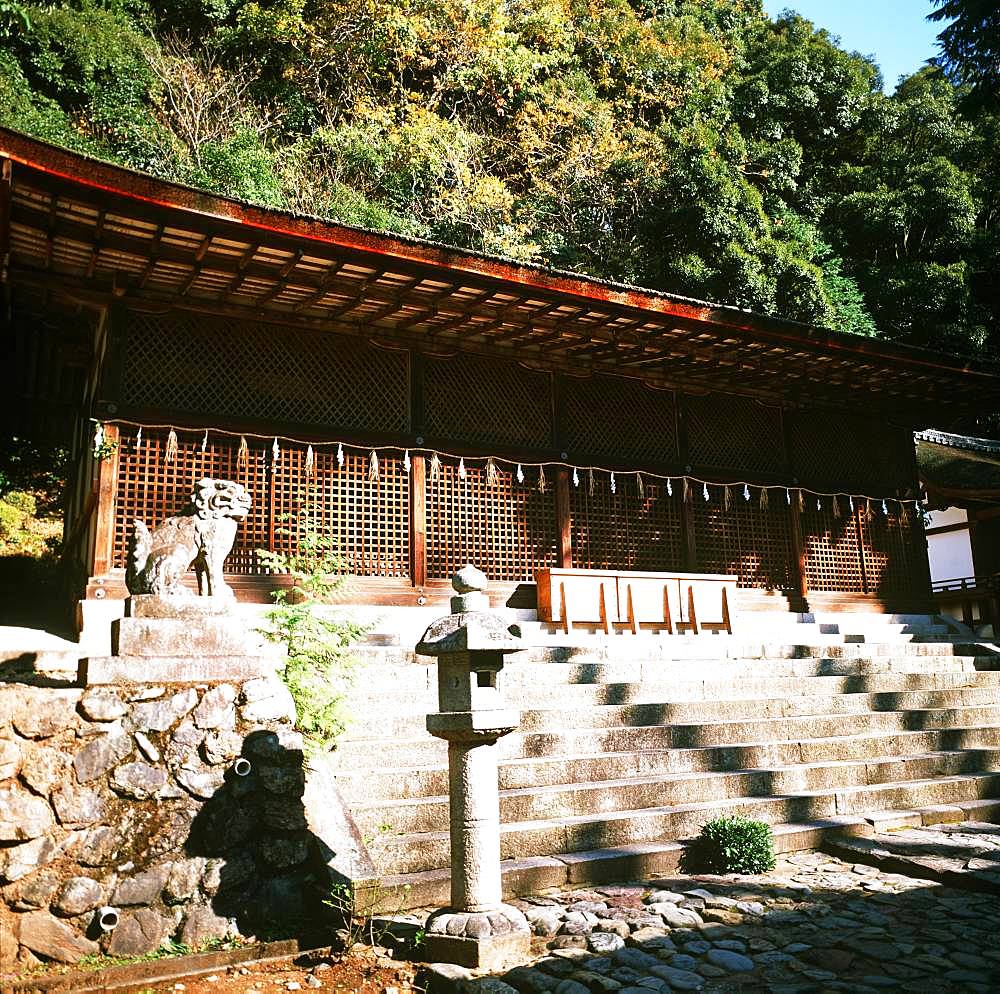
[5,127,1000,630]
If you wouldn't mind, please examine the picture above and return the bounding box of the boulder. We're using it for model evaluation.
[12,695,77,740]
[193,685,237,730]
[107,908,171,957]
[180,904,231,947]
[0,738,22,781]
[53,876,104,917]
[16,911,98,963]
[0,835,58,882]
[110,762,168,800]
[164,857,206,903]
[79,690,127,723]
[20,745,71,796]
[74,732,133,783]
[0,786,55,840]
[132,688,198,733]
[113,864,170,906]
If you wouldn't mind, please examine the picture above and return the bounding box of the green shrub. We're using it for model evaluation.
[682,815,776,875]
[257,513,367,755]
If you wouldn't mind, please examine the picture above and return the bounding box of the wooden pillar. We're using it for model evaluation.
[675,397,698,571]
[779,410,807,600]
[91,423,120,576]
[0,158,11,321]
[788,498,808,601]
[411,454,427,587]
[555,467,572,568]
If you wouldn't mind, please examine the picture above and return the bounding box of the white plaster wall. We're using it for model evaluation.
[926,506,974,585]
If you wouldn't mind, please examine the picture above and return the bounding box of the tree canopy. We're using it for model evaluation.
[0,0,997,379]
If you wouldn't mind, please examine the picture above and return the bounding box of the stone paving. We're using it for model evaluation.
[428,822,1000,994]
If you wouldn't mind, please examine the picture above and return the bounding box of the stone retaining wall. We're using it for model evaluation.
[0,670,360,973]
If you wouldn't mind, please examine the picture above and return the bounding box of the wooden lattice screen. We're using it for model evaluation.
[859,508,925,596]
[570,476,684,572]
[562,376,678,464]
[684,394,785,476]
[122,312,409,433]
[112,428,409,577]
[425,458,557,581]
[694,499,795,590]
[422,354,552,449]
[800,503,866,593]
[787,412,914,494]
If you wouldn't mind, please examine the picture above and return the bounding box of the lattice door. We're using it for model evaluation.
[561,376,677,465]
[858,508,924,598]
[694,498,794,589]
[788,411,915,493]
[800,502,865,593]
[425,458,557,581]
[112,428,409,578]
[422,354,552,449]
[570,476,683,571]
[123,312,409,433]
[684,394,785,475]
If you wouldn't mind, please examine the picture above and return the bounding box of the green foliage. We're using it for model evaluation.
[257,514,367,754]
[682,815,776,875]
[929,0,1000,113]
[2,0,998,361]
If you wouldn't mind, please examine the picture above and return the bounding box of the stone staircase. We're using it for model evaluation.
[332,612,1000,909]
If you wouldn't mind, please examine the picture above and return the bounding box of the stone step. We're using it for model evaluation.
[112,616,274,657]
[372,800,1000,912]
[335,728,1000,802]
[335,706,1000,768]
[369,772,1000,875]
[351,751,1000,836]
[345,662,1000,715]
[357,686,1000,737]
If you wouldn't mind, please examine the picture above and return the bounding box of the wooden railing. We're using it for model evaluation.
[932,573,1000,629]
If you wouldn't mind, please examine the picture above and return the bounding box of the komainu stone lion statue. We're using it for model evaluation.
[126,478,252,599]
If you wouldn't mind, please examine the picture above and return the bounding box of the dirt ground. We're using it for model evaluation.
[141,950,420,994]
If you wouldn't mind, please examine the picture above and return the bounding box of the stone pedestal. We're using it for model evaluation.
[417,565,531,970]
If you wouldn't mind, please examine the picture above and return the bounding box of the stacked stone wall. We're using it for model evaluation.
[0,672,334,972]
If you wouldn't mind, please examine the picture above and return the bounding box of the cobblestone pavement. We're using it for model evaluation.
[434,822,1000,994]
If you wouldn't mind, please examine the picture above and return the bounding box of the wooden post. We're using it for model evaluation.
[555,467,573,568]
[91,423,119,576]
[410,454,427,587]
[0,158,11,321]
[788,500,808,601]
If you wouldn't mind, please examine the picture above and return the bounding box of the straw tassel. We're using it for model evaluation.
[165,429,178,465]
[759,486,768,510]
[636,473,644,500]
[237,436,248,468]
[588,468,595,496]
[723,485,732,511]
[369,450,379,482]
[538,465,547,493]
[430,452,441,482]
[899,500,911,526]
[305,445,314,477]
[485,457,499,487]
[683,478,692,503]
[832,494,841,519]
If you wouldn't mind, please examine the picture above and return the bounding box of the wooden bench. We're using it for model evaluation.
[536,568,736,635]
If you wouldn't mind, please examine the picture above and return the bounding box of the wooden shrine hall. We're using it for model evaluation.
[5,127,1000,622]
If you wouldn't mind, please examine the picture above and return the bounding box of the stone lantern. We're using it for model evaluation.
[417,565,531,970]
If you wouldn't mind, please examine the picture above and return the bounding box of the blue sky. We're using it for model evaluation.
[761,0,944,92]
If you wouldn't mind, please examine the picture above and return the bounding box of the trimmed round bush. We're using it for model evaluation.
[682,815,776,874]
